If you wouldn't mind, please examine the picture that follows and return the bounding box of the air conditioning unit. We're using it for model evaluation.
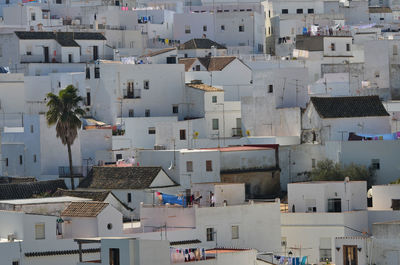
[8,234,17,242]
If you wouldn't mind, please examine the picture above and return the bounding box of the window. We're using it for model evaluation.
[328,198,341,212]
[86,67,90,79]
[35,223,45,240]
[129,109,134,117]
[212,95,217,103]
[145,109,150,117]
[206,160,212,171]
[86,92,91,106]
[380,17,384,21]
[268,85,273,93]
[126,81,134,98]
[312,158,316,168]
[239,25,245,32]
[130,41,134,48]
[31,12,36,21]
[12,261,19,265]
[212,119,219,130]
[392,199,400,210]
[94,67,100,78]
[319,238,332,262]
[186,161,193,172]
[371,159,380,170]
[5,0,10,3]
[146,127,155,135]
[116,154,122,160]
[68,54,72,63]
[143,80,149,90]
[127,193,132,203]
[185,25,191,34]
[282,9,288,14]
[107,223,113,230]
[203,25,207,32]
[33,154,37,163]
[330,43,335,51]
[394,45,398,55]
[231,225,239,239]
[268,10,271,17]
[221,25,225,31]
[0,45,2,57]
[308,8,314,13]
[56,0,62,3]
[30,125,34,133]
[19,155,23,165]
[109,248,120,265]
[375,71,380,78]
[172,105,179,114]
[180,129,186,140]
[5,158,8,167]
[281,237,287,247]
[206,228,214,241]
[296,8,303,14]
[346,43,351,51]
[195,65,201,71]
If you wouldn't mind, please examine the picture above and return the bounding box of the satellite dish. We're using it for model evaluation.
[168,161,174,170]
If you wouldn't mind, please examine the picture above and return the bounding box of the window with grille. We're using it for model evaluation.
[206,160,212,171]
[206,228,214,241]
[186,161,193,172]
[212,119,219,130]
[180,129,186,140]
[35,223,45,240]
[148,127,156,134]
[143,80,149,90]
[231,225,239,239]
[212,96,217,103]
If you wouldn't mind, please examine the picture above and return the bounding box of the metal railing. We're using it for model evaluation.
[58,166,84,177]
[232,128,243,137]
[123,89,141,99]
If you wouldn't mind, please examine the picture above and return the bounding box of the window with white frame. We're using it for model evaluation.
[35,223,45,240]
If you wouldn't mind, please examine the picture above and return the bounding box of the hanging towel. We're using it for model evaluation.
[300,256,307,265]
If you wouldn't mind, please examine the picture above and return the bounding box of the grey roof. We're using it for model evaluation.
[295,35,324,51]
[0,179,67,200]
[14,31,106,46]
[310,96,390,118]
[179,38,226,50]
[53,188,110,201]
[78,166,176,190]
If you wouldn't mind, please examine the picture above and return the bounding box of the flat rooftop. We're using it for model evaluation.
[0,196,92,205]
[202,146,273,152]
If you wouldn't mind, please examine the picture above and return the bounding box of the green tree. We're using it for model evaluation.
[46,85,85,190]
[310,159,375,186]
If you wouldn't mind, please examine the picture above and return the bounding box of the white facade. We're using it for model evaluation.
[371,184,400,210]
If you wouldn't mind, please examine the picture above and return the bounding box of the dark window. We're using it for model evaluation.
[172,105,179,114]
[186,161,193,172]
[12,261,19,265]
[391,199,400,210]
[30,125,34,133]
[145,109,150,117]
[268,10,271,17]
[212,96,217,103]
[180,129,186,140]
[346,43,351,51]
[31,13,36,21]
[107,223,113,230]
[56,0,62,3]
[331,43,335,51]
[143,80,149,90]
[212,119,219,130]
[109,248,120,265]
[129,109,134,117]
[307,8,314,13]
[94,67,100,78]
[5,158,8,167]
[116,154,122,160]
[166,57,176,64]
[195,65,201,71]
[86,67,90,79]
[206,160,212,171]
[372,159,380,170]
[282,9,288,14]
[239,25,245,32]
[203,25,207,32]
[268,85,273,93]
[148,127,156,134]
[68,54,72,63]
[19,155,23,165]
[93,45,98,61]
[296,9,303,14]
[206,228,214,241]
[86,92,91,106]
[380,17,384,21]
[6,0,10,3]
[33,154,37,163]
[328,198,341,212]
[127,193,132,203]
[221,25,225,31]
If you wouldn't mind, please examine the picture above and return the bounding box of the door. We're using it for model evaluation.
[68,54,72,63]
[43,47,49,63]
[109,248,120,265]
[93,46,98,61]
[343,245,358,265]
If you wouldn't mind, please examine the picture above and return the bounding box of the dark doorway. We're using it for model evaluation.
[343,245,358,265]
[93,46,98,61]
[43,47,49,63]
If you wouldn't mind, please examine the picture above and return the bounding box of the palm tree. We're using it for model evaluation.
[46,85,85,190]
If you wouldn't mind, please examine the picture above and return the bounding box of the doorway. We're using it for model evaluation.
[43,47,49,63]
[343,245,358,265]
[93,46,98,61]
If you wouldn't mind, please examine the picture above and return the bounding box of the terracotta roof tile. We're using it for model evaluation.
[0,180,67,200]
[178,58,197,71]
[186,83,223,92]
[61,201,108,217]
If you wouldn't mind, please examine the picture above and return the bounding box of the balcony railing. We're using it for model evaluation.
[123,89,141,99]
[59,166,84,178]
[232,128,242,137]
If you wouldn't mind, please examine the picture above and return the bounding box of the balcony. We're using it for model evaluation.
[123,89,141,99]
[58,166,84,178]
[232,128,242,137]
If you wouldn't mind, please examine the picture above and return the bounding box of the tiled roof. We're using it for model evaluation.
[310,96,390,118]
[0,176,36,184]
[369,7,392,13]
[25,248,100,257]
[198,57,236,71]
[178,58,198,71]
[78,166,173,190]
[186,83,224,92]
[141,48,176,57]
[179,38,226,50]
[61,201,108,217]
[0,179,67,200]
[14,31,106,44]
[53,189,110,201]
[170,239,201,246]
[178,57,236,72]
